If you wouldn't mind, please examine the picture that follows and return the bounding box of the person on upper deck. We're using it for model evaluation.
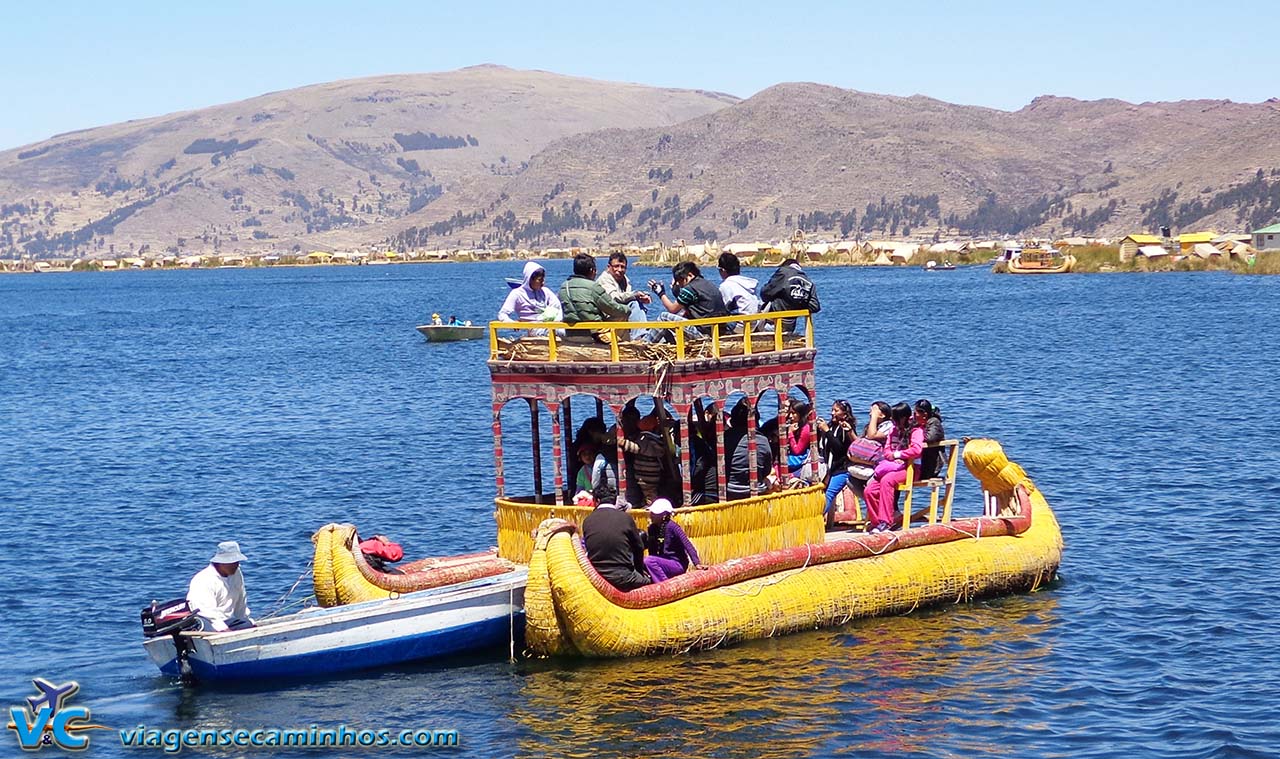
[759,258,820,333]
[645,261,728,343]
[498,262,563,327]
[597,251,652,339]
[862,402,925,533]
[559,253,630,338]
[725,400,774,500]
[915,399,947,479]
[716,252,760,322]
[642,499,708,582]
[581,483,651,591]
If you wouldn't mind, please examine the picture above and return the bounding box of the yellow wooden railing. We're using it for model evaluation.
[488,309,815,362]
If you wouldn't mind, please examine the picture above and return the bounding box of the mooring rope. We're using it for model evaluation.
[262,560,314,619]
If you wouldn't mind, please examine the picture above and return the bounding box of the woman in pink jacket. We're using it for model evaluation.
[862,402,925,533]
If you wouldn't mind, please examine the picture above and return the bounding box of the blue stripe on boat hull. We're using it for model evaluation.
[158,614,523,682]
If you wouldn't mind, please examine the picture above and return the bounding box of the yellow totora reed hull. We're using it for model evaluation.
[311,523,517,607]
[495,485,825,566]
[1007,255,1076,274]
[525,439,1063,657]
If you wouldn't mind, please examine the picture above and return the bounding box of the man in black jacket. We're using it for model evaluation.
[759,258,820,333]
[581,486,651,591]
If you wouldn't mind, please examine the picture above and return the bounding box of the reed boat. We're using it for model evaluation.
[310,523,519,606]
[1006,249,1076,274]
[524,438,1060,657]
[144,307,1061,681]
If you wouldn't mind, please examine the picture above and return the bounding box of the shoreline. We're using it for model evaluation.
[3,246,1275,276]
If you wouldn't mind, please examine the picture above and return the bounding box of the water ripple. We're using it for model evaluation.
[2,264,1278,758]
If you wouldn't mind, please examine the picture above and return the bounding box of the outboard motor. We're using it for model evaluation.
[141,598,200,683]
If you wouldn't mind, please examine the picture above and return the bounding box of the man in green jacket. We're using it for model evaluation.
[559,253,630,340]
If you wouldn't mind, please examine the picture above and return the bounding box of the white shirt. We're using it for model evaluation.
[187,564,251,631]
[596,271,642,304]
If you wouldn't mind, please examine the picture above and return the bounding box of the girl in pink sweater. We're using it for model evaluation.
[862,402,925,533]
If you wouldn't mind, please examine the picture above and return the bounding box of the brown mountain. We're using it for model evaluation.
[0,65,736,258]
[401,83,1280,250]
[5,71,1280,259]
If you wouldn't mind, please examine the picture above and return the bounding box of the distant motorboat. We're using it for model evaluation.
[506,277,523,289]
[416,324,486,342]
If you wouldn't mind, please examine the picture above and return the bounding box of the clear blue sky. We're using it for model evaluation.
[3,0,1274,151]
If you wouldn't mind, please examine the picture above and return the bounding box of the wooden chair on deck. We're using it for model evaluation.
[896,439,960,530]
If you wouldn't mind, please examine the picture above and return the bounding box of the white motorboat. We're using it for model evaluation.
[142,569,527,683]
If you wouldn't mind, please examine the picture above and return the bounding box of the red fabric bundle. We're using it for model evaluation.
[359,536,404,562]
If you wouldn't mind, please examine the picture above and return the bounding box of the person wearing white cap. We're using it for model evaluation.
[642,499,708,583]
[186,541,253,632]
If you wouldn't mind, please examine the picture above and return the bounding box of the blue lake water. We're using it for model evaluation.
[2,262,1278,758]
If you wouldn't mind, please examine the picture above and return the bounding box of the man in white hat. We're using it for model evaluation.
[187,541,253,632]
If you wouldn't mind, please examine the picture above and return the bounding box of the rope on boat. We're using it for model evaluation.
[508,585,516,663]
[262,560,315,619]
[715,542,816,598]
[650,359,673,399]
[939,522,984,540]
[842,532,901,556]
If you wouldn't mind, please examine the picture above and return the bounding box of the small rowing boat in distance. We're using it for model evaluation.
[416,324,486,342]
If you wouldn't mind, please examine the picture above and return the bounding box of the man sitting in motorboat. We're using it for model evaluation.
[187,541,254,632]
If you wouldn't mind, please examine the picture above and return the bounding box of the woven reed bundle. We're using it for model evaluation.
[310,523,517,607]
[318,524,393,606]
[523,440,1063,657]
[523,518,579,657]
[495,486,825,565]
[963,438,1032,497]
[310,524,338,608]
[496,502,594,564]
[494,338,671,363]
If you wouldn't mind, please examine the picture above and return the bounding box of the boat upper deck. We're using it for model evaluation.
[487,310,816,404]
[488,310,814,366]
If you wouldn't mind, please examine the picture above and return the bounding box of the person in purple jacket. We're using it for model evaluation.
[642,499,709,582]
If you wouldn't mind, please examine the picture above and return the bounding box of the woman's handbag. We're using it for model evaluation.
[846,436,884,466]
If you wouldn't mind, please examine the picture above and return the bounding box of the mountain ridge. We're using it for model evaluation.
[3,67,1278,259]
